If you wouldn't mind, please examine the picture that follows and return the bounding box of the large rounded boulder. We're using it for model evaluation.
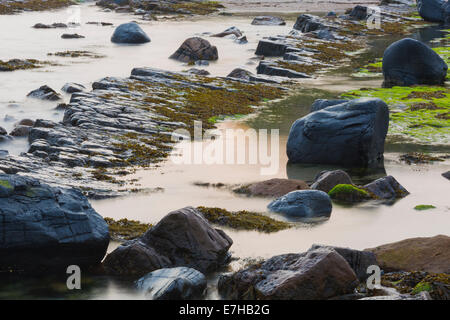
[286,98,389,167]
[0,174,109,273]
[111,22,151,44]
[382,38,447,87]
[169,37,218,63]
[103,207,233,277]
[417,0,446,22]
[268,190,332,218]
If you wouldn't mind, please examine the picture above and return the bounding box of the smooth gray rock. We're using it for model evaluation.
[136,267,206,300]
[310,244,378,281]
[311,170,354,193]
[268,190,332,218]
[0,174,109,272]
[286,98,389,167]
[310,99,349,112]
[363,175,409,200]
[170,37,218,63]
[111,22,150,44]
[218,247,358,300]
[417,0,445,22]
[382,38,447,87]
[27,85,62,101]
[251,16,286,26]
[62,83,86,93]
[103,207,233,277]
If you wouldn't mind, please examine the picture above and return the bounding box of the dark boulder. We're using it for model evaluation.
[227,68,254,80]
[363,175,409,200]
[27,85,62,101]
[0,174,109,272]
[442,171,450,180]
[255,40,288,57]
[0,126,7,135]
[293,14,331,32]
[211,26,242,38]
[111,22,151,44]
[136,267,206,300]
[311,170,354,193]
[417,0,445,22]
[218,247,358,299]
[382,38,447,87]
[103,207,233,277]
[251,16,286,26]
[257,61,310,78]
[444,1,450,24]
[268,190,332,218]
[310,244,378,281]
[310,99,349,112]
[287,98,389,167]
[9,125,31,137]
[61,33,85,39]
[62,83,86,93]
[349,5,368,20]
[237,178,309,198]
[170,37,218,63]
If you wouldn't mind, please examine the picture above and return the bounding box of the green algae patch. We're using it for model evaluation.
[196,206,291,233]
[400,152,446,164]
[414,205,436,211]
[104,217,152,241]
[0,180,13,189]
[352,59,383,78]
[0,0,75,14]
[328,184,371,203]
[342,86,450,144]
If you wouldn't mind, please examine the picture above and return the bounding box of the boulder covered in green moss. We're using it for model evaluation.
[328,184,371,203]
[311,170,353,193]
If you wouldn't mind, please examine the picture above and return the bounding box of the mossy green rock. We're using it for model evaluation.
[328,184,371,202]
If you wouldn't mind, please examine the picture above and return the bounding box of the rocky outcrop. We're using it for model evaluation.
[366,235,450,273]
[111,22,150,44]
[417,0,446,22]
[251,16,286,26]
[310,244,378,281]
[0,174,109,273]
[236,178,309,198]
[293,14,334,32]
[382,38,447,87]
[311,170,354,193]
[136,267,206,300]
[218,247,359,299]
[62,82,85,93]
[268,190,332,218]
[170,37,218,63]
[286,98,389,167]
[27,85,62,101]
[103,207,233,277]
[363,175,409,200]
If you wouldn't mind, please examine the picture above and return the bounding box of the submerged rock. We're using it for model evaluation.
[287,98,389,167]
[237,178,309,198]
[251,16,286,26]
[136,267,206,300]
[61,33,85,39]
[366,235,450,273]
[363,175,409,200]
[27,85,62,101]
[417,0,446,22]
[103,207,233,277]
[268,190,332,218]
[218,247,358,299]
[170,37,218,63]
[311,170,354,193]
[0,174,109,272]
[111,22,150,44]
[382,38,447,87]
[33,22,68,29]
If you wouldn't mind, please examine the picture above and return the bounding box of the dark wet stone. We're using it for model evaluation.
[287,98,389,167]
[62,82,86,93]
[111,22,150,44]
[9,125,31,137]
[255,39,288,57]
[417,0,446,22]
[257,61,310,78]
[363,175,409,200]
[268,190,332,218]
[349,5,368,20]
[218,247,358,300]
[136,267,206,300]
[311,170,354,193]
[33,22,68,29]
[251,16,286,26]
[293,14,333,32]
[0,127,7,135]
[238,178,309,198]
[0,174,109,273]
[186,68,210,76]
[61,33,85,39]
[27,85,62,101]
[211,26,242,38]
[442,171,450,180]
[103,207,233,277]
[382,38,447,87]
[170,37,218,63]
[310,99,349,112]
